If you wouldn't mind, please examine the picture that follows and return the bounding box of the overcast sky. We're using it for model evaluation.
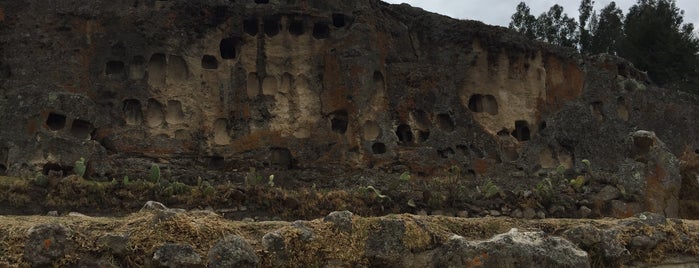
[382,0,699,32]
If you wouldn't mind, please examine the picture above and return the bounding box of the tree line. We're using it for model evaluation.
[509,0,698,94]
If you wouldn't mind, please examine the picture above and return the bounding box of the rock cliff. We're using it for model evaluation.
[0,0,698,218]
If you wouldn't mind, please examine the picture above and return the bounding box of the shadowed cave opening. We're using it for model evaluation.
[0,164,6,175]
[220,38,238,59]
[313,22,330,39]
[201,55,218,69]
[512,120,531,141]
[213,118,230,145]
[438,148,455,159]
[46,113,67,131]
[418,130,430,142]
[105,61,125,75]
[396,124,413,144]
[288,19,304,36]
[129,56,145,79]
[208,156,225,170]
[468,94,498,115]
[146,99,165,127]
[70,119,93,139]
[167,55,188,82]
[411,109,431,130]
[148,53,166,86]
[372,143,386,154]
[42,163,72,176]
[255,0,269,3]
[123,99,143,125]
[262,76,278,96]
[270,148,293,170]
[436,113,455,132]
[165,100,185,124]
[330,110,348,134]
[244,18,259,36]
[332,13,346,28]
[264,17,280,37]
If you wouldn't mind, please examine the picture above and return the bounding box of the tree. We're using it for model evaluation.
[509,2,537,39]
[535,5,578,47]
[589,2,624,54]
[579,0,595,52]
[620,0,699,91]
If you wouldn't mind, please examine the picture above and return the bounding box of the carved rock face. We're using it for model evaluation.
[0,0,697,203]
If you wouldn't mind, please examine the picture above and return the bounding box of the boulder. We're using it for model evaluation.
[615,131,682,217]
[262,231,288,267]
[435,228,590,268]
[152,243,204,268]
[141,201,168,212]
[207,235,259,268]
[324,210,353,233]
[364,219,406,267]
[98,233,130,256]
[23,223,76,267]
[563,224,631,265]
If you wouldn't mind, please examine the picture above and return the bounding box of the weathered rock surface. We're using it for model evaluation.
[324,210,353,232]
[0,1,696,217]
[614,131,682,217]
[152,243,204,268]
[207,235,259,268]
[435,228,590,268]
[23,223,75,267]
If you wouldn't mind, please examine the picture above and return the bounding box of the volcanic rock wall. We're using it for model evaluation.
[0,0,697,205]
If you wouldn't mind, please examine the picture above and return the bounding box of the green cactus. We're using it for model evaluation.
[149,164,161,183]
[164,181,189,196]
[399,171,411,182]
[74,157,86,178]
[268,174,275,187]
[32,173,49,187]
[570,175,586,192]
[480,180,501,199]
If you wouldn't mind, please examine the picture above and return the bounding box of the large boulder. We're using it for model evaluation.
[207,235,259,268]
[364,219,407,267]
[615,130,682,217]
[152,243,204,268]
[434,228,590,268]
[23,223,76,267]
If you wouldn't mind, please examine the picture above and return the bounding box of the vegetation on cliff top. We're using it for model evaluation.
[509,0,699,94]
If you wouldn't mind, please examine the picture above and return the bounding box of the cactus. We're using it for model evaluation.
[268,174,275,187]
[149,164,161,183]
[570,175,586,192]
[74,157,86,178]
[399,171,411,182]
